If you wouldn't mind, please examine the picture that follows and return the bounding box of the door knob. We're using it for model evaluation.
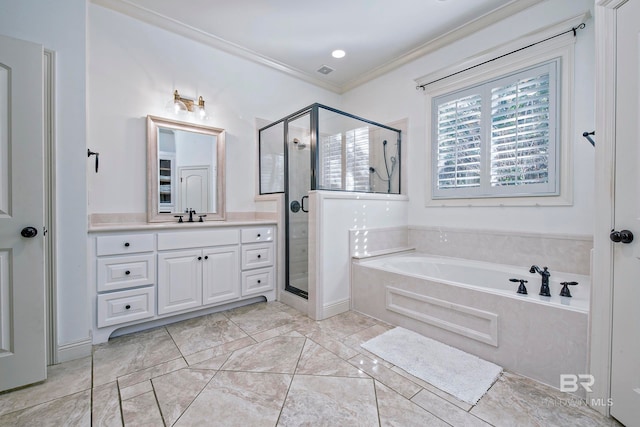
[20,226,38,238]
[610,229,634,244]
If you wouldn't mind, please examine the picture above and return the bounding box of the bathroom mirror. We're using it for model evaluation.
[147,115,226,222]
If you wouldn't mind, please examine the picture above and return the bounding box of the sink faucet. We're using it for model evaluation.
[185,208,196,222]
[529,265,551,296]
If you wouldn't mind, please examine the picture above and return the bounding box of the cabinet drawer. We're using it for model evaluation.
[97,287,155,327]
[241,268,274,296]
[97,254,155,292]
[241,243,274,270]
[96,234,154,256]
[241,227,274,244]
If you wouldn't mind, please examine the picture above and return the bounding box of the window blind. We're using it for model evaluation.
[490,71,550,187]
[346,127,370,191]
[319,133,342,190]
[432,60,557,199]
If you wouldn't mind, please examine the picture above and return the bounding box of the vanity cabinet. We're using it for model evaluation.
[240,227,275,296]
[90,224,276,343]
[95,233,156,328]
[157,246,240,315]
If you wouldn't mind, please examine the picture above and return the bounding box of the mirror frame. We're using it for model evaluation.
[147,115,226,222]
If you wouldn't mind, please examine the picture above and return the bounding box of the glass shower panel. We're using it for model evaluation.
[259,121,285,194]
[317,107,401,194]
[286,112,311,298]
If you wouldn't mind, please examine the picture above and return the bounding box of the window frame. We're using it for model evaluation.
[432,60,559,199]
[420,30,575,207]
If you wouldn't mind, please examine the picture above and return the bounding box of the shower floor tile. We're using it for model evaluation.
[0,301,620,426]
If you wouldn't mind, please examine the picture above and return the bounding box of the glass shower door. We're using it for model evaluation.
[285,111,311,298]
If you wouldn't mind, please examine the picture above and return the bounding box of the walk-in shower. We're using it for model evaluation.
[259,104,401,299]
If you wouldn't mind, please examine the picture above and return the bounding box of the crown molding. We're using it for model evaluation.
[92,0,544,94]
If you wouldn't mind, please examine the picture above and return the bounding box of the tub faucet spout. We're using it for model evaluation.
[529,265,551,296]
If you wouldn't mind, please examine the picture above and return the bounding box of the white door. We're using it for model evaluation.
[179,167,209,214]
[611,1,640,425]
[202,246,239,305]
[157,250,202,315]
[0,35,46,392]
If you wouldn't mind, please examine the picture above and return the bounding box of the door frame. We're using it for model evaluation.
[44,49,57,366]
[590,0,627,416]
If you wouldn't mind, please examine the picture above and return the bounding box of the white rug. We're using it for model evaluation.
[361,327,502,405]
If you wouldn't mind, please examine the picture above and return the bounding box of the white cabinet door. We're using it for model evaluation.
[158,250,202,315]
[202,246,240,305]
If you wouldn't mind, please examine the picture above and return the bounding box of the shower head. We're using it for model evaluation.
[292,138,307,149]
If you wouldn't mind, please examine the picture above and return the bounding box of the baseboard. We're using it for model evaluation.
[322,298,350,319]
[56,338,92,363]
[279,290,308,315]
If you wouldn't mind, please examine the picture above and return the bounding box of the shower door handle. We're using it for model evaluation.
[301,196,309,213]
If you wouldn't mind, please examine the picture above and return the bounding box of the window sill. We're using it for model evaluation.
[425,193,572,207]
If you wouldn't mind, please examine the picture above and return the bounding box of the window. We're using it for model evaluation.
[319,127,370,192]
[432,61,558,199]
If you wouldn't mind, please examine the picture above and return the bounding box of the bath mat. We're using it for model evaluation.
[361,327,502,405]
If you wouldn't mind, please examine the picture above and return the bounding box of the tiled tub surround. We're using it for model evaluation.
[0,302,616,426]
[408,226,593,276]
[352,254,590,398]
[349,226,411,257]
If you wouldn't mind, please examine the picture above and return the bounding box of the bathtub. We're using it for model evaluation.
[351,253,590,396]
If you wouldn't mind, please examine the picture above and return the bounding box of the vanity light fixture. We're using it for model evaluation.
[167,90,207,119]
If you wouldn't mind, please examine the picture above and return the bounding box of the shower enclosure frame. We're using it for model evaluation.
[258,103,402,300]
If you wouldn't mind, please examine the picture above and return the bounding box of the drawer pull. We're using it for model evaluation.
[125,270,131,275]
[257,280,261,284]
[257,233,261,238]
[124,242,130,247]
[125,304,131,310]
[257,254,262,259]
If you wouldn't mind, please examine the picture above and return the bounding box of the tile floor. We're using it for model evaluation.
[0,301,621,426]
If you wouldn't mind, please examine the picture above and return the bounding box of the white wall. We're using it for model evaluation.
[342,0,595,236]
[0,0,90,350]
[87,4,341,216]
[309,191,408,319]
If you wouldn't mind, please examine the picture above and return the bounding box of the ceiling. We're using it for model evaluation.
[94,0,543,93]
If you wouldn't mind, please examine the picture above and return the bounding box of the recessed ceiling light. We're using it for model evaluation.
[332,49,346,59]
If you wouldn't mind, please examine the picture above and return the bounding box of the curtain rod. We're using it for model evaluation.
[416,23,586,91]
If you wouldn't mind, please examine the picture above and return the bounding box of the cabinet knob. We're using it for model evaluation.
[257,280,261,284]
[125,304,131,310]
[198,256,202,261]
[257,254,261,259]
[124,242,130,247]
[125,270,130,275]
[204,255,209,260]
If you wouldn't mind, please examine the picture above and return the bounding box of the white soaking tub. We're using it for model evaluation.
[351,253,590,396]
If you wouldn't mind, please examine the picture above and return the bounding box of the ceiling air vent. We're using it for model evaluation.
[317,65,334,75]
